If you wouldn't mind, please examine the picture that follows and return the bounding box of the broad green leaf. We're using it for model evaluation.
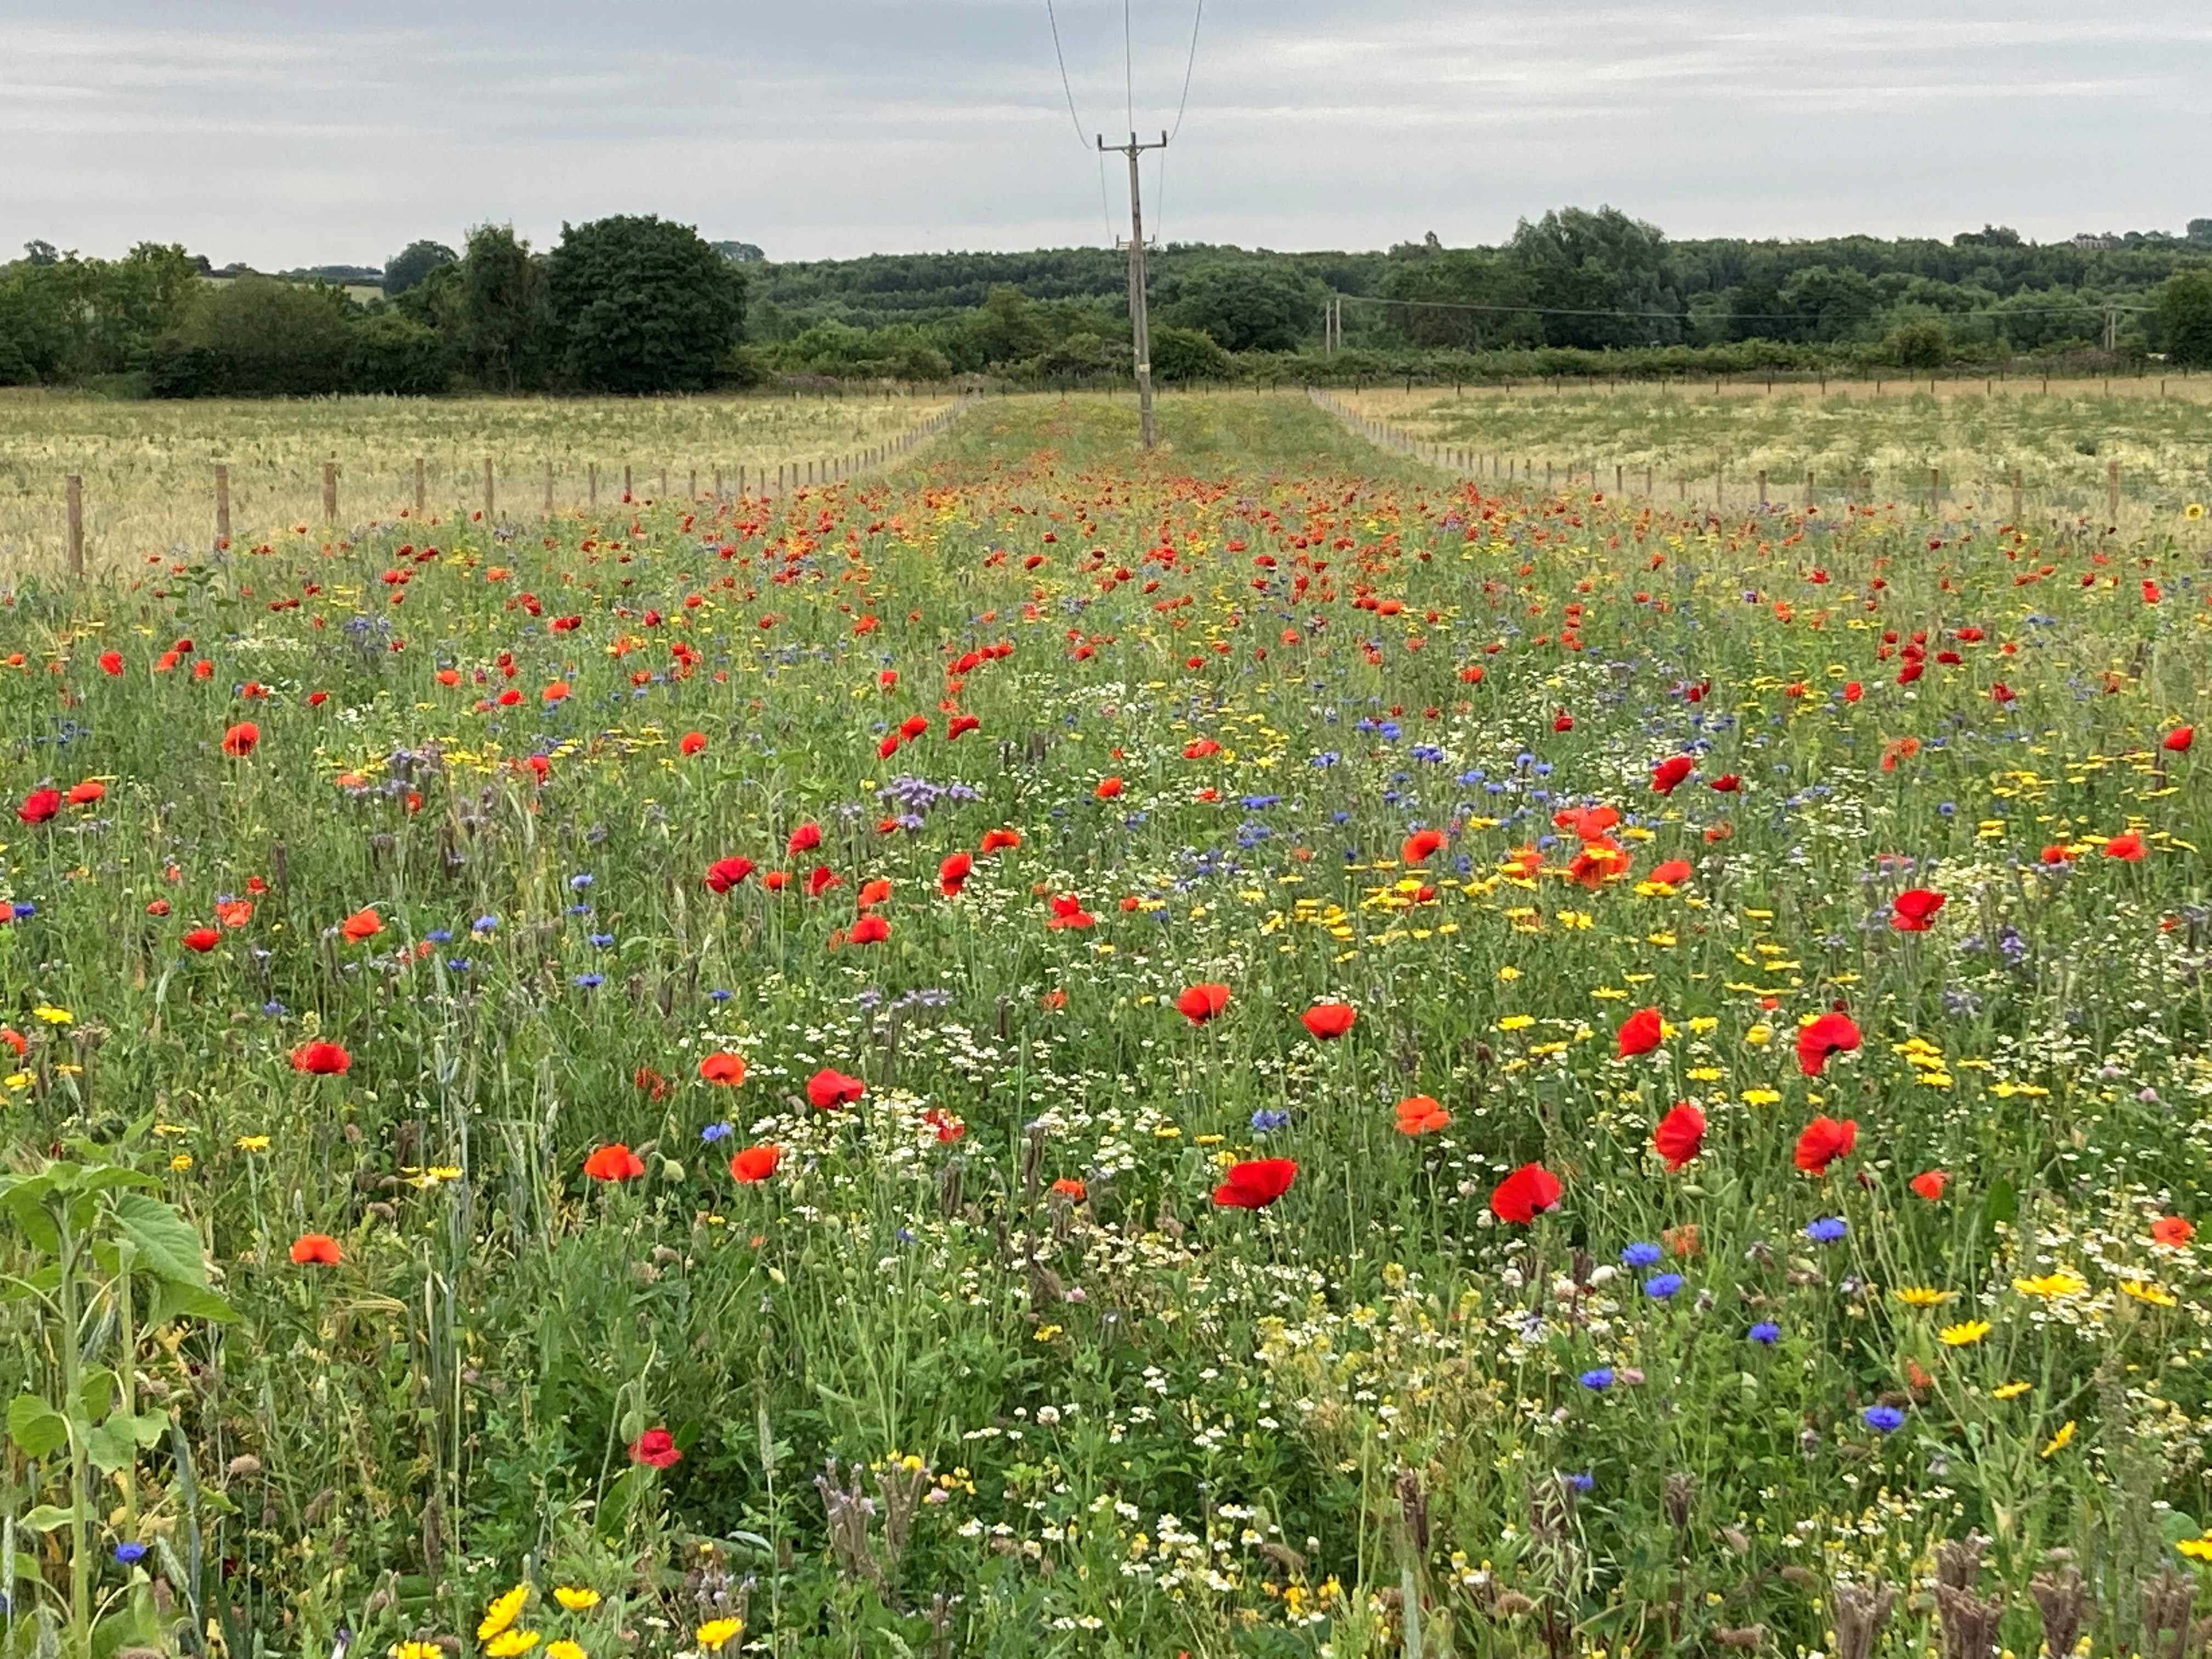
[85,1418,138,1474]
[0,1187,60,1255]
[7,1395,67,1459]
[147,1280,236,1327]
[78,1367,117,1424]
[80,1166,160,1195]
[18,1503,84,1534]
[111,1194,207,1288]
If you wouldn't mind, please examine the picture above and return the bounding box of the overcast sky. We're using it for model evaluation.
[1,0,2205,269]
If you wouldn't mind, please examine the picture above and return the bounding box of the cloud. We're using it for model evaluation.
[0,0,2203,265]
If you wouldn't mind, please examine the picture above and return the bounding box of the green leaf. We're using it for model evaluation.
[112,1193,207,1288]
[7,1394,68,1459]
[80,1166,159,1195]
[147,1280,236,1327]
[78,1367,117,1425]
[18,1503,84,1534]
[84,1409,168,1475]
[0,1185,60,1255]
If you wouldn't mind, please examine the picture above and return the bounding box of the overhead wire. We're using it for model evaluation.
[1043,0,1117,242]
[1154,0,1203,243]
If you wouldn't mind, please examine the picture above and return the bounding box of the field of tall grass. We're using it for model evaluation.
[0,389,957,572]
[1334,378,2212,518]
[0,390,2207,1659]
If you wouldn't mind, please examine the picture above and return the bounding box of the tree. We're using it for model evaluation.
[545,215,746,394]
[1884,316,1951,369]
[456,224,549,392]
[945,287,1048,370]
[1158,261,1323,352]
[1508,206,1681,349]
[1379,251,1539,349]
[2155,272,2212,366]
[346,312,451,394]
[1776,265,1880,343]
[1148,324,1231,382]
[382,240,458,297]
[150,275,352,396]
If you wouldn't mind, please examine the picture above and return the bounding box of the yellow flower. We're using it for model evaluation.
[1894,1286,1954,1308]
[2012,1270,2089,1299]
[487,1633,540,1658]
[552,1588,600,1612]
[2179,1536,2212,1560]
[392,1645,443,1659]
[1497,1014,1534,1031]
[2188,503,2206,520]
[1497,966,1521,981]
[2121,1280,2178,1307]
[1939,1320,1992,1346]
[696,1620,744,1651]
[1740,1087,1780,1107]
[31,1005,71,1025]
[235,1135,271,1153]
[545,1643,585,1659]
[1993,1381,2032,1400]
[2040,1420,2076,1458]
[1745,1025,1773,1046]
[3,1071,31,1092]
[479,1584,530,1641]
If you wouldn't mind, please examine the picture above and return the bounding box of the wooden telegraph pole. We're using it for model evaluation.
[1099,129,1168,449]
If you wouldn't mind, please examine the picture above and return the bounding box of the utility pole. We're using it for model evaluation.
[1100,129,1168,448]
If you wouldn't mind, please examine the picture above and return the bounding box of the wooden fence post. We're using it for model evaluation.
[215,464,231,546]
[1756,467,1768,506]
[65,474,84,579]
[413,457,425,519]
[659,469,668,499]
[2107,459,2120,522]
[1805,470,1815,511]
[1929,467,1940,517]
[544,461,554,514]
[323,461,338,524]
[589,464,598,509]
[483,456,494,521]
[623,465,633,501]
[2011,467,2023,524]
[689,469,697,499]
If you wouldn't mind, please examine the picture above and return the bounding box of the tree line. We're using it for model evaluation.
[5,206,2211,397]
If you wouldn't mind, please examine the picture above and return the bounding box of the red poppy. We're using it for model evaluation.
[1891,888,1946,931]
[680,731,707,755]
[698,1052,748,1086]
[1490,1163,1563,1224]
[1709,774,1741,793]
[938,851,973,895]
[1050,1176,1086,1200]
[804,865,842,899]
[1394,1094,1451,1136]
[1616,1006,1664,1058]
[1796,1012,1861,1076]
[290,1040,351,1075]
[66,780,104,805]
[1301,1002,1357,1040]
[18,788,61,825]
[1095,777,1124,800]
[1045,893,1096,930]
[99,650,124,675]
[1212,1157,1297,1209]
[2164,726,2194,753]
[729,1145,782,1183]
[980,827,1023,854]
[704,856,755,893]
[0,1029,24,1057]
[807,1068,866,1109]
[1649,859,1693,887]
[1175,983,1231,1025]
[340,907,381,942]
[787,821,822,857]
[1793,1116,1858,1175]
[221,721,260,757]
[1910,1170,1948,1201]
[857,878,891,910]
[2103,832,2145,861]
[849,914,890,944]
[947,713,980,740]
[2152,1216,2195,1248]
[181,927,221,952]
[1650,755,1695,794]
[1401,829,1445,864]
[1652,1102,1705,1171]
[289,1233,342,1266]
[1182,737,1221,759]
[629,1427,681,1469]
[583,1143,646,1181]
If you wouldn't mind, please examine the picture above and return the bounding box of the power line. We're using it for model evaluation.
[1122,0,1136,132]
[1168,0,1204,140]
[1043,0,1117,241]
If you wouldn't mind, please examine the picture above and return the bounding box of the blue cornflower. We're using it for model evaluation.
[589,932,615,948]
[446,959,470,974]
[1250,1108,1291,1133]
[425,928,453,944]
[1578,1368,1615,1391]
[10,902,32,921]
[573,973,604,989]
[701,1122,734,1143]
[261,1001,286,1017]
[1562,1471,1595,1492]
[1863,1404,1905,1434]
[1643,1273,1685,1300]
[708,988,733,1002]
[1748,1322,1781,1345]
[1804,1217,1848,1244]
[569,873,594,889]
[1621,1241,1663,1268]
[473,915,499,933]
[114,1542,146,1565]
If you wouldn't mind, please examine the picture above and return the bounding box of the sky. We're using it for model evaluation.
[1,0,2206,269]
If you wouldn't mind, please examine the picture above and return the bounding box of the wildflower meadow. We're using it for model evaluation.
[0,389,2207,1659]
